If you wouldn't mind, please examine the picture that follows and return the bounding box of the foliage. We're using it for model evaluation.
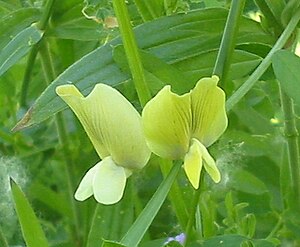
[1,0,300,246]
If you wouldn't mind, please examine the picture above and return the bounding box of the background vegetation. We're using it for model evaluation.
[1,0,300,246]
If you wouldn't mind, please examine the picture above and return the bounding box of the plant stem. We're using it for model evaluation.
[184,188,202,246]
[112,0,152,107]
[20,45,40,107]
[213,0,245,87]
[37,0,56,31]
[20,0,56,107]
[159,159,189,229]
[279,85,300,208]
[120,161,182,247]
[184,171,207,246]
[254,0,283,36]
[226,7,300,112]
[39,42,81,246]
[266,214,282,240]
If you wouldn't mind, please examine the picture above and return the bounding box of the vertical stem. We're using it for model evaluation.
[159,159,189,229]
[39,42,81,246]
[266,214,282,240]
[184,172,205,246]
[37,0,56,31]
[20,0,56,107]
[112,0,152,107]
[226,7,300,111]
[213,0,245,87]
[120,162,182,247]
[20,45,40,107]
[279,86,300,208]
[184,188,202,246]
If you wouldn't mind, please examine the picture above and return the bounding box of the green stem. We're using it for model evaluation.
[279,85,300,208]
[159,159,189,229]
[213,0,245,87]
[225,7,300,111]
[20,0,56,107]
[39,42,81,246]
[112,0,152,107]
[37,0,56,31]
[266,214,282,240]
[184,188,202,246]
[254,0,283,36]
[20,45,40,107]
[120,161,182,247]
[184,172,207,246]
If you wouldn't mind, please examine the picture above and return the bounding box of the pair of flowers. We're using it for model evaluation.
[56,75,227,205]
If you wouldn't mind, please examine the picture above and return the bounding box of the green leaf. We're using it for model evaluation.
[140,239,168,247]
[0,8,41,49]
[281,0,300,27]
[48,2,109,41]
[102,240,127,247]
[254,0,283,32]
[0,227,8,247]
[14,8,273,130]
[201,234,247,247]
[87,181,134,247]
[230,169,268,195]
[272,50,300,105]
[87,205,113,247]
[178,49,263,82]
[201,235,276,247]
[29,181,72,219]
[10,179,49,247]
[113,45,263,95]
[165,241,183,247]
[264,0,286,25]
[0,0,19,15]
[133,0,164,21]
[113,45,191,94]
[0,24,43,76]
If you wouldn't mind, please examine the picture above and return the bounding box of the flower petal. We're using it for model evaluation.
[183,139,203,189]
[56,84,150,170]
[93,156,127,205]
[142,86,191,160]
[74,163,99,201]
[190,75,228,147]
[193,138,221,183]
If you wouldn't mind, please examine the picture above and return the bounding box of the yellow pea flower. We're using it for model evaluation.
[142,76,227,189]
[56,84,151,205]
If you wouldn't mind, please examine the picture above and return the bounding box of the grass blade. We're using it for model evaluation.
[10,178,49,247]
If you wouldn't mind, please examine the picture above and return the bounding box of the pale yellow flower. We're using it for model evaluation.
[142,76,227,189]
[56,84,151,204]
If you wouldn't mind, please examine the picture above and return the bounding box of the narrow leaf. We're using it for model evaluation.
[272,50,300,105]
[0,24,43,76]
[133,0,164,21]
[0,8,41,49]
[29,181,72,218]
[87,181,134,247]
[10,179,49,247]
